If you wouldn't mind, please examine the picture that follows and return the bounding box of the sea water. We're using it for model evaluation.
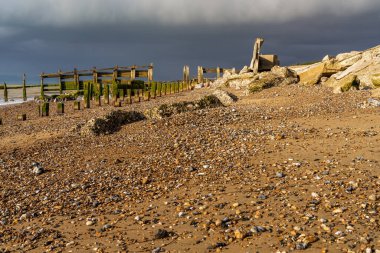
[0,87,44,106]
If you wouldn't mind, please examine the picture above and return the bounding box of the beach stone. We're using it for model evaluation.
[234,229,244,239]
[32,162,45,175]
[212,89,235,106]
[322,55,332,62]
[368,194,377,201]
[298,63,325,85]
[239,66,250,74]
[86,220,95,226]
[296,242,309,250]
[154,229,170,239]
[371,74,380,87]
[325,74,359,93]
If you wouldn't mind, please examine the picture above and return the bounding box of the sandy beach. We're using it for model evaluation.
[0,84,379,252]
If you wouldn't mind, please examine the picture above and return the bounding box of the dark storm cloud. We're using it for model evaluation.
[1,0,380,83]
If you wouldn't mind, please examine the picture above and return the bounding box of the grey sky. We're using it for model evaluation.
[1,0,380,83]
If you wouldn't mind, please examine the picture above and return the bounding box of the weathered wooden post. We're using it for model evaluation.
[111,81,119,104]
[164,82,168,95]
[17,114,27,121]
[95,82,101,106]
[198,66,204,83]
[3,82,8,102]
[217,66,221,79]
[157,82,162,97]
[92,67,101,105]
[119,88,125,101]
[151,81,156,99]
[57,102,64,114]
[104,84,110,104]
[127,82,132,104]
[22,74,27,101]
[183,65,190,89]
[40,73,44,97]
[144,83,150,101]
[131,65,136,80]
[58,69,63,94]
[40,102,49,117]
[0,117,2,125]
[74,101,81,110]
[148,63,154,81]
[84,82,91,108]
[74,68,79,91]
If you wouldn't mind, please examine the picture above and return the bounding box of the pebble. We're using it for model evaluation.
[276,172,285,178]
[368,194,377,201]
[86,220,95,226]
[66,241,75,247]
[321,224,331,233]
[32,162,45,175]
[296,242,309,250]
[332,208,344,214]
[234,229,244,239]
[311,192,319,198]
[154,229,170,239]
[251,226,267,233]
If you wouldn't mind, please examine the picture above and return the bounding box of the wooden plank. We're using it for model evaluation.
[136,70,148,78]
[119,71,132,78]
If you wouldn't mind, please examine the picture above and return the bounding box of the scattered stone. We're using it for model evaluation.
[234,229,244,239]
[86,220,95,226]
[154,229,170,239]
[296,242,309,250]
[212,89,236,106]
[368,194,377,201]
[80,110,146,136]
[251,226,267,233]
[32,162,45,175]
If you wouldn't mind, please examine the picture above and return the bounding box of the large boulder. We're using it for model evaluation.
[248,70,297,93]
[212,66,297,92]
[327,46,380,89]
[270,66,297,79]
[292,45,380,91]
[212,89,236,106]
[298,63,326,85]
[371,73,380,88]
[325,74,360,93]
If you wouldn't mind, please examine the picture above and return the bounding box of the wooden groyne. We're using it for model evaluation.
[197,66,234,83]
[0,63,235,124]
